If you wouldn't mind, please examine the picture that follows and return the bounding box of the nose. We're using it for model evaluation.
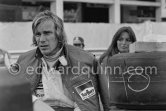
[121,39,127,45]
[39,34,46,43]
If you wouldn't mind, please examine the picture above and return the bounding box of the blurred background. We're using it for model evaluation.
[1,0,166,62]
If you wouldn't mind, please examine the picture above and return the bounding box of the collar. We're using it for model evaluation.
[43,47,63,62]
[35,44,71,66]
[35,47,43,58]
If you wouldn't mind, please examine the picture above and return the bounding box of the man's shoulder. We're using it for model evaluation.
[18,48,37,61]
[65,44,95,63]
[21,49,36,57]
[66,44,94,58]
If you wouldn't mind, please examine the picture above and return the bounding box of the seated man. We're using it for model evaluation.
[12,10,109,111]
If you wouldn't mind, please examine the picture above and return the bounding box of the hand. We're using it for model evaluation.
[74,102,81,111]
[74,107,81,111]
[33,99,54,111]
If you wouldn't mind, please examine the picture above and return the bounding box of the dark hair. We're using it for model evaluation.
[99,26,136,64]
[32,10,67,47]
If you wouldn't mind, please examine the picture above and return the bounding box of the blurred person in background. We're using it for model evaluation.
[12,10,109,111]
[73,37,85,49]
[99,26,137,64]
[73,37,97,57]
[99,26,136,110]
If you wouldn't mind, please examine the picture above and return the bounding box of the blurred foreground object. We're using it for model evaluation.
[130,42,166,53]
[108,51,166,110]
[0,67,33,111]
[0,49,11,68]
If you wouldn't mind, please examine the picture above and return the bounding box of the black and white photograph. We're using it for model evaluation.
[0,0,166,111]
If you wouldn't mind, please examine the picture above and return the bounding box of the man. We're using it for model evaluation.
[14,10,109,111]
[73,37,85,49]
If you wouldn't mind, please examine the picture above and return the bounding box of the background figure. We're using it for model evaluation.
[73,36,85,49]
[98,26,136,110]
[14,10,109,111]
[99,26,136,64]
[0,48,11,68]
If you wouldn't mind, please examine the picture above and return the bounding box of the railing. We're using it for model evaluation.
[86,48,106,59]
[9,48,106,63]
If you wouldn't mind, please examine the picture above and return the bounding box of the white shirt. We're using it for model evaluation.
[41,58,74,107]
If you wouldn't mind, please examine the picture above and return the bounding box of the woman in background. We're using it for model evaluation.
[99,26,137,64]
[99,26,137,110]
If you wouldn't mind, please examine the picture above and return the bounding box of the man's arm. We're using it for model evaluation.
[16,54,54,111]
[94,59,110,111]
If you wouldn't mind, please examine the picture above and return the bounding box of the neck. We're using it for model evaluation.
[43,47,62,62]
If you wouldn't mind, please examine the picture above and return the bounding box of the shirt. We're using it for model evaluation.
[34,57,74,108]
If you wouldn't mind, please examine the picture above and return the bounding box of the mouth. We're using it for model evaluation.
[40,45,48,49]
[121,46,128,49]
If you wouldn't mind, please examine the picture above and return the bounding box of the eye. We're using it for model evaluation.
[118,38,123,41]
[43,31,52,35]
[126,38,131,42]
[35,32,41,37]
[74,44,82,47]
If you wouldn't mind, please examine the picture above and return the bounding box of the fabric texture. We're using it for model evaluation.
[15,44,110,111]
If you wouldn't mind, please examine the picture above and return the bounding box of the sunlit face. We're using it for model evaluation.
[35,20,59,56]
[117,31,132,53]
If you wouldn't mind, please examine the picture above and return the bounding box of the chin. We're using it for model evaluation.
[120,50,129,53]
[40,50,50,56]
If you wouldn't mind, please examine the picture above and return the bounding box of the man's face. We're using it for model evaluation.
[35,20,59,56]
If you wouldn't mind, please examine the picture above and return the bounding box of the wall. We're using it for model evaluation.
[1,21,166,63]
[0,22,150,52]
